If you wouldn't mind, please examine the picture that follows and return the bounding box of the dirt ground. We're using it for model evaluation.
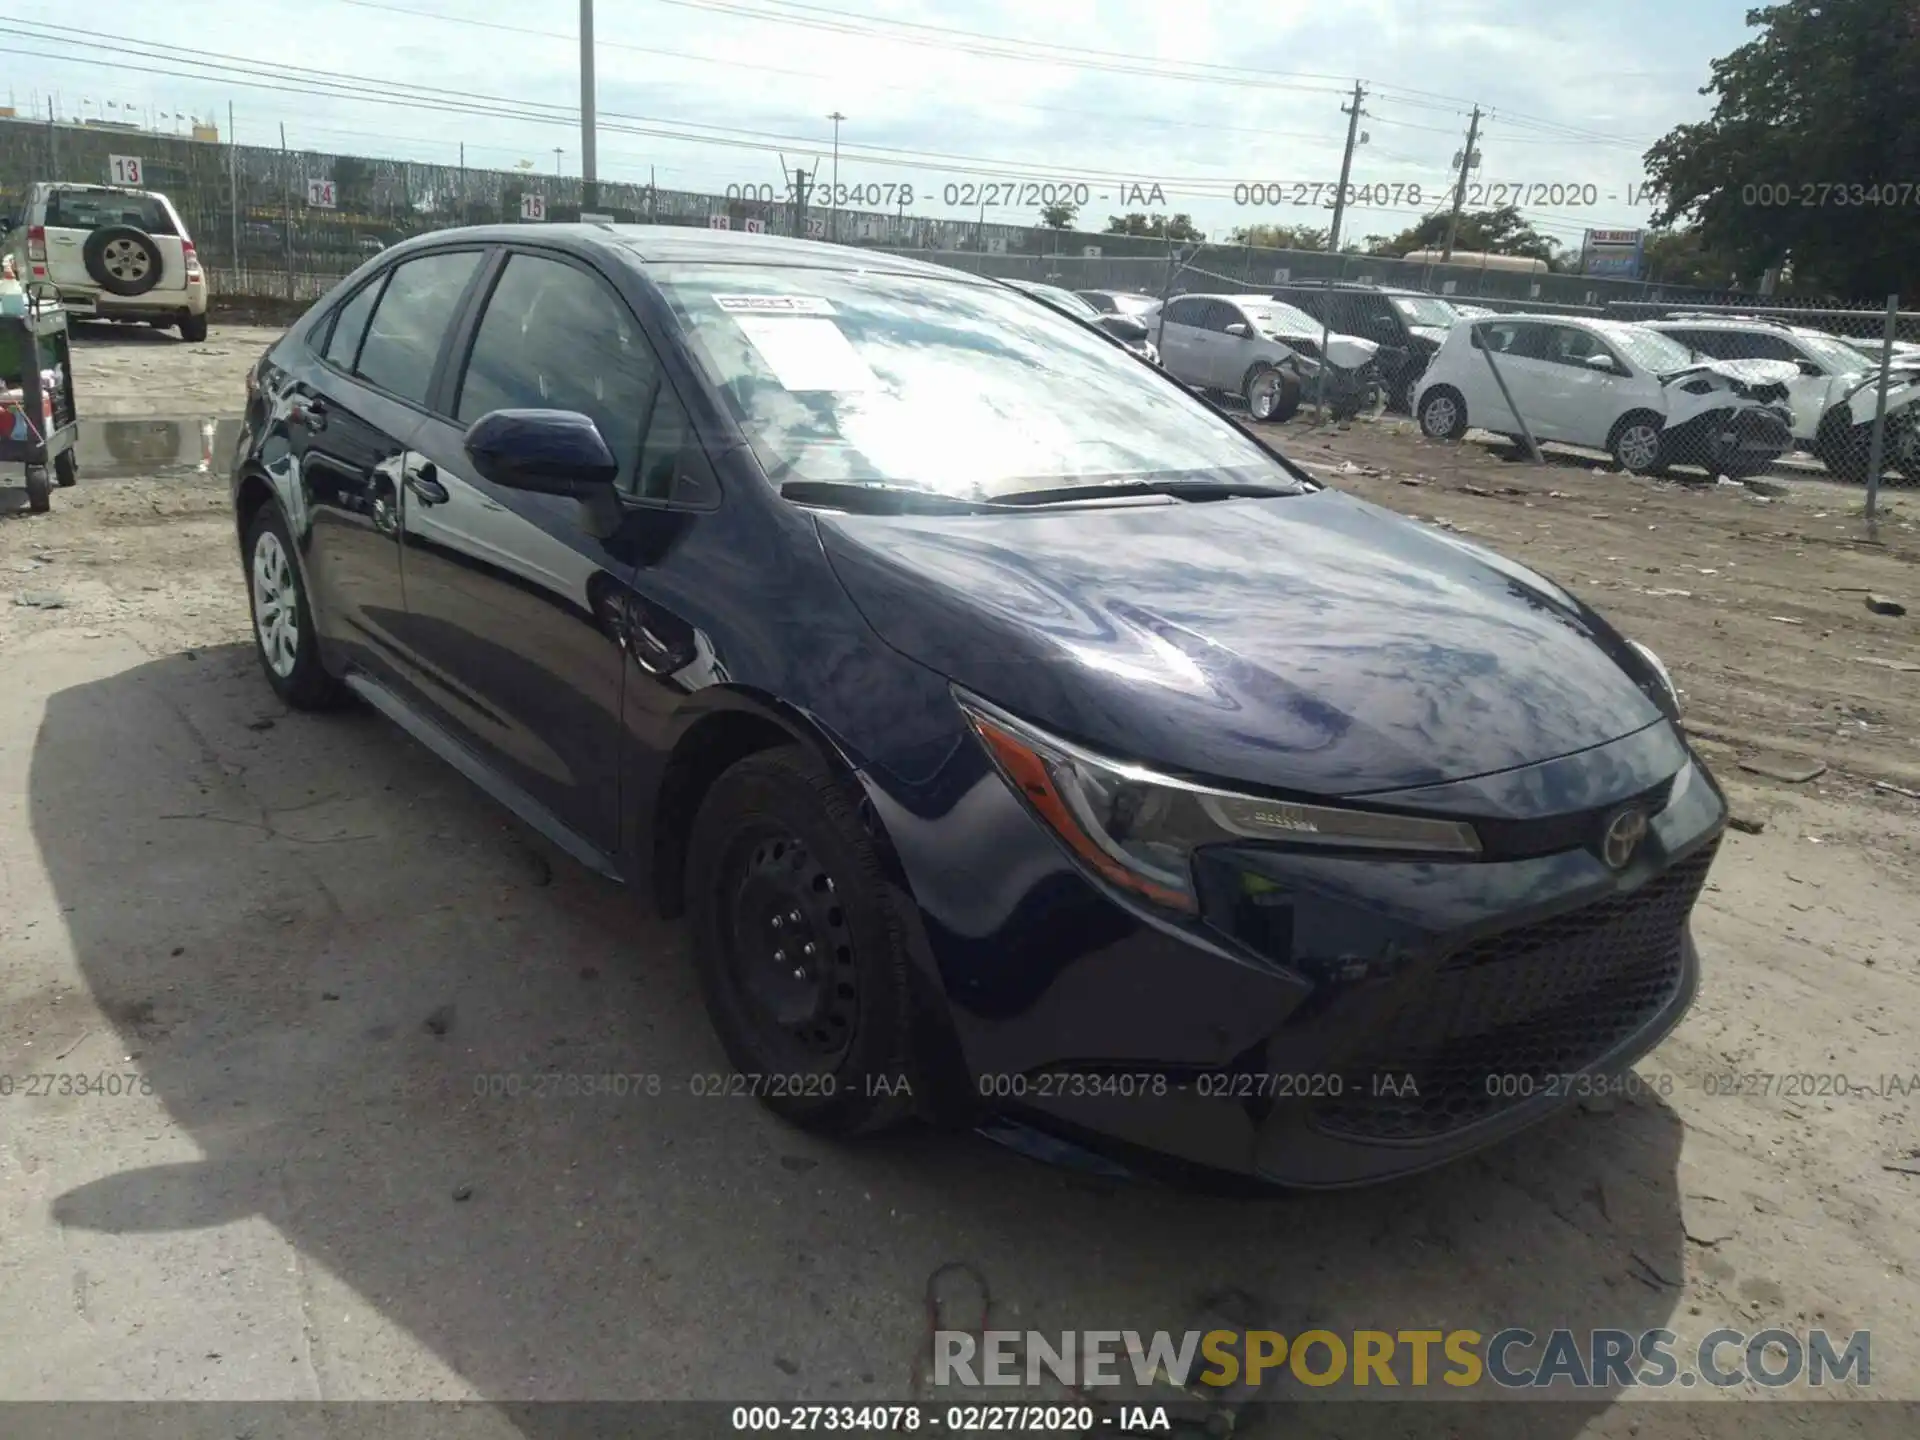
[1,322,1916,1434]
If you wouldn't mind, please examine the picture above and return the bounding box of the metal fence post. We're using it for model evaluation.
[1863,292,1899,520]
[1476,323,1544,464]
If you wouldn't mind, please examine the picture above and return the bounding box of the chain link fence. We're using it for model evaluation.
[5,116,1738,310]
[1411,296,1914,503]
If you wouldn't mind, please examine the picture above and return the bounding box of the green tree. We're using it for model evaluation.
[1039,200,1079,229]
[1103,211,1206,240]
[1228,223,1331,250]
[1639,226,1750,288]
[1642,0,1920,295]
[1366,205,1561,265]
[331,155,375,216]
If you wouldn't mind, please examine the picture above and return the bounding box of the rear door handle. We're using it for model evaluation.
[405,461,448,506]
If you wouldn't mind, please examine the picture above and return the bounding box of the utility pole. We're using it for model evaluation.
[827,110,845,244]
[47,96,57,182]
[280,122,294,302]
[554,147,563,175]
[580,0,598,212]
[1441,105,1481,263]
[1312,81,1367,420]
[783,153,815,239]
[228,101,238,269]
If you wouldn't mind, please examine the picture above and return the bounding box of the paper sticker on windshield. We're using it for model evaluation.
[735,316,879,392]
[714,294,836,316]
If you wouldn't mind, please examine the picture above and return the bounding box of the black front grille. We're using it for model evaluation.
[1312,841,1717,1142]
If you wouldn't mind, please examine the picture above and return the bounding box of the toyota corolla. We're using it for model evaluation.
[230,225,1726,1188]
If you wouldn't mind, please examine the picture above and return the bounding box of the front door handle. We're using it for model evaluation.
[405,462,449,506]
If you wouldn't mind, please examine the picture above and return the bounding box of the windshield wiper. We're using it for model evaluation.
[779,479,1018,514]
[993,477,1303,506]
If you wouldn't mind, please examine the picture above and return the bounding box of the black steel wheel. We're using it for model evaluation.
[25,464,51,514]
[686,745,918,1136]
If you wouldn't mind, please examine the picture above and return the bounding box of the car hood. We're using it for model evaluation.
[1663,358,1801,388]
[1263,326,1379,370]
[817,489,1664,796]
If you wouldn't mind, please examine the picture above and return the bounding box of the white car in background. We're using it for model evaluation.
[2,182,209,339]
[1413,314,1797,477]
[1148,292,1380,421]
[1645,314,1920,481]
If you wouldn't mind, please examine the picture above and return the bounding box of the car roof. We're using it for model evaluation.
[378,223,983,281]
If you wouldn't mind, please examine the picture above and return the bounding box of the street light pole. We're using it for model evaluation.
[827,110,845,244]
[580,0,598,212]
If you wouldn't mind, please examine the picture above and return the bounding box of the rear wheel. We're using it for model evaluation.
[1419,385,1468,440]
[179,314,208,343]
[244,504,348,709]
[1609,411,1668,475]
[685,746,918,1137]
[1814,409,1868,483]
[24,464,51,514]
[54,451,78,487]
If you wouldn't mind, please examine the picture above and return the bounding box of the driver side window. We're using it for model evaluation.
[1205,302,1247,334]
[1545,326,1614,367]
[455,252,660,489]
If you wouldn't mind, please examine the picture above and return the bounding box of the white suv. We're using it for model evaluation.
[1644,314,1920,482]
[1412,314,1798,478]
[3,182,209,339]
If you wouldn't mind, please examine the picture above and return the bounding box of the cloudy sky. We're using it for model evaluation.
[8,0,1757,248]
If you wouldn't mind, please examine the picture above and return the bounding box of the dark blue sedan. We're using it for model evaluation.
[230,225,1726,1187]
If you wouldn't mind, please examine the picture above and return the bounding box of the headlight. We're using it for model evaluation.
[1629,640,1680,716]
[956,690,1482,913]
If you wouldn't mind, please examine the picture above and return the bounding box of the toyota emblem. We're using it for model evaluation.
[1601,807,1649,869]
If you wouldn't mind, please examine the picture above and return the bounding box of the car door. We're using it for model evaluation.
[1532,324,1634,447]
[398,247,668,855]
[1155,297,1210,385]
[1202,300,1257,389]
[1464,319,1551,434]
[285,247,487,680]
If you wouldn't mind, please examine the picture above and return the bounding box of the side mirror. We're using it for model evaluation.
[1224,322,1250,337]
[1584,352,1617,371]
[1099,314,1149,343]
[463,409,617,496]
[1797,358,1823,376]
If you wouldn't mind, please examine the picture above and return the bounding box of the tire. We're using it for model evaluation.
[54,450,78,487]
[685,745,918,1138]
[1419,385,1469,440]
[1608,411,1669,475]
[25,464,51,514]
[82,225,164,297]
[243,503,348,709]
[1814,409,1868,483]
[179,314,209,342]
[1243,364,1289,422]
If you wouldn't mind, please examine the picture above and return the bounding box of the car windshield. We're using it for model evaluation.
[1795,333,1873,373]
[1242,301,1320,334]
[1609,326,1696,374]
[1391,294,1460,326]
[654,265,1296,499]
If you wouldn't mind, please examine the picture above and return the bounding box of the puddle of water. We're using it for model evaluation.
[69,416,246,480]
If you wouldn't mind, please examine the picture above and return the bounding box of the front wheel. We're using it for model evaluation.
[54,451,78,488]
[25,464,51,514]
[1609,411,1669,475]
[685,746,919,1137]
[1243,364,1295,422]
[1419,386,1469,440]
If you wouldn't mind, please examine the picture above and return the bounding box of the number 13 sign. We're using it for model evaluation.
[109,155,144,186]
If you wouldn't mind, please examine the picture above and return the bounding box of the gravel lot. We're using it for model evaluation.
[1,322,1916,1434]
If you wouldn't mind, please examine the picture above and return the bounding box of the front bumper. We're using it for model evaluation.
[875,720,1726,1188]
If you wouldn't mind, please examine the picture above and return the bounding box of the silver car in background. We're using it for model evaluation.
[1148,293,1382,421]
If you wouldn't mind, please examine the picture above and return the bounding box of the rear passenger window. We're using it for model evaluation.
[354,250,483,407]
[322,279,382,371]
[455,252,660,488]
